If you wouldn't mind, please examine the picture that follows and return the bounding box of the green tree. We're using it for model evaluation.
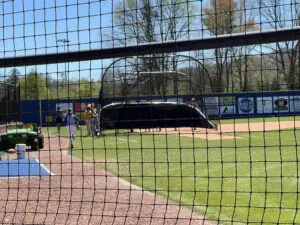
[19,70,49,100]
[7,68,21,86]
[79,80,100,98]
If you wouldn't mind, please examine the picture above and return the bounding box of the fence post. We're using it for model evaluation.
[39,99,42,127]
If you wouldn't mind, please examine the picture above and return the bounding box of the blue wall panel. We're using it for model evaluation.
[19,91,300,126]
[20,100,40,124]
[41,98,99,126]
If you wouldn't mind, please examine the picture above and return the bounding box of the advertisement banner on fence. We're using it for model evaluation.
[220,105,235,115]
[56,103,73,112]
[129,98,183,103]
[55,103,74,121]
[257,97,273,114]
[74,102,89,112]
[203,97,219,116]
[238,97,254,114]
[166,98,183,103]
[289,96,300,112]
[273,96,289,112]
[74,102,93,120]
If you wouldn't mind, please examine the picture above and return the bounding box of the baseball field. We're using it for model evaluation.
[45,116,300,224]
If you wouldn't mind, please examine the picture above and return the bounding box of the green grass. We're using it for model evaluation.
[218,115,300,124]
[47,123,300,225]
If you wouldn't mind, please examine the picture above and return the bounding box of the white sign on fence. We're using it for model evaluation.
[220,105,235,115]
[238,97,254,114]
[203,97,219,116]
[56,103,73,112]
[289,96,300,112]
[257,97,273,114]
[273,96,289,112]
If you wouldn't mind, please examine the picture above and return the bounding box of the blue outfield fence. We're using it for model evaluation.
[19,91,300,126]
[20,98,99,126]
[211,91,300,118]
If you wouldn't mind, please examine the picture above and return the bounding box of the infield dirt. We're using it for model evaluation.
[137,121,300,140]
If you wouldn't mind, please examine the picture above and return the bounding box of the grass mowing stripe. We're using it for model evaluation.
[47,125,300,224]
[220,116,300,124]
[236,131,299,141]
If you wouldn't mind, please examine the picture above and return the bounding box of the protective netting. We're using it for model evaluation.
[100,55,212,102]
[0,82,19,124]
[0,0,300,225]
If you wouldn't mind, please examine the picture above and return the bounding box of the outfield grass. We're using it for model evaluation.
[217,115,300,124]
[48,124,300,225]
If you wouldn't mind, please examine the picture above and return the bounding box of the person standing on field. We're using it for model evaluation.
[64,108,79,148]
[55,107,63,133]
[92,107,100,136]
[190,97,199,130]
[190,97,199,108]
[84,104,94,136]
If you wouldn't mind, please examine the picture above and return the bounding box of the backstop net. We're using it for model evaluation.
[100,55,213,102]
[0,83,20,125]
[0,0,300,224]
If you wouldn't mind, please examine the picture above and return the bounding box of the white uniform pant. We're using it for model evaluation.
[86,120,93,136]
[67,124,77,145]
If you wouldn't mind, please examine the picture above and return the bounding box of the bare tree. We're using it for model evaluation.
[114,0,193,44]
[202,0,256,93]
[259,0,300,90]
[113,0,195,94]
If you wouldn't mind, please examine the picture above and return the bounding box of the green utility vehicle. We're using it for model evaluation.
[0,123,44,151]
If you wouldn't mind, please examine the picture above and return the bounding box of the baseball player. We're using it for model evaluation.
[190,97,199,130]
[190,97,199,108]
[55,106,63,133]
[64,108,79,148]
[84,104,94,136]
[92,107,100,136]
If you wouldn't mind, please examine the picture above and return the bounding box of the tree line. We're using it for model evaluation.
[112,0,300,93]
[3,0,300,100]
[5,69,100,100]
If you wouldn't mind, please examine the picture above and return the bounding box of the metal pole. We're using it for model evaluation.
[39,99,42,127]
[57,39,70,100]
[2,27,300,68]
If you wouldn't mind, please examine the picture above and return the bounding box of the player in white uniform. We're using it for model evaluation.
[190,98,199,130]
[64,108,79,148]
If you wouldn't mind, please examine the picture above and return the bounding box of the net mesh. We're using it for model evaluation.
[0,82,19,124]
[0,0,300,224]
[100,56,213,101]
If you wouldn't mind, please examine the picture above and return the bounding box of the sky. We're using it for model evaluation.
[0,0,114,81]
[0,0,298,81]
[0,0,113,54]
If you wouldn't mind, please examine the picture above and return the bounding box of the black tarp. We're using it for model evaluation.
[100,102,216,130]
